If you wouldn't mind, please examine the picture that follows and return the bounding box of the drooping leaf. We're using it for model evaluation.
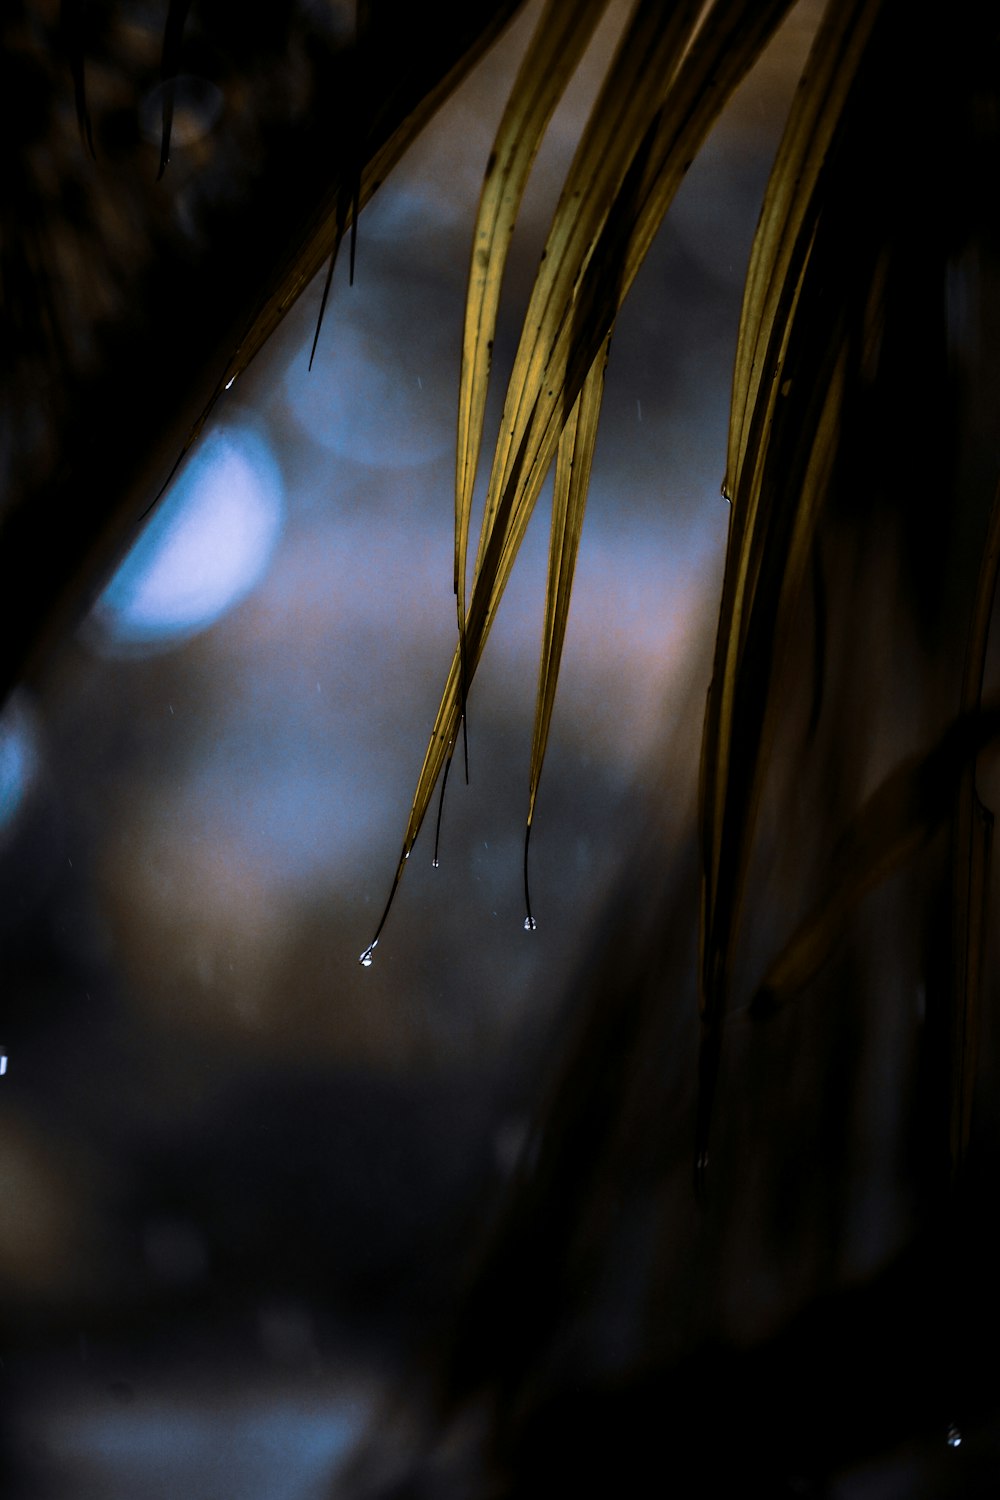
[692,0,1000,1183]
[701,0,885,1025]
[695,322,850,1187]
[694,0,891,1175]
[469,0,801,695]
[463,0,799,653]
[724,0,882,501]
[367,0,797,948]
[468,0,792,606]
[523,331,610,927]
[455,0,610,638]
[750,707,1000,1015]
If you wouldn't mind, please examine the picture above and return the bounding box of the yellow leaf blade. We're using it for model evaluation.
[381,0,797,936]
[456,0,611,629]
[726,0,883,499]
[465,0,797,702]
[528,333,611,833]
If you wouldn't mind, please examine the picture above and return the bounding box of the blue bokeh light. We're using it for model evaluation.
[0,699,37,838]
[90,425,285,654]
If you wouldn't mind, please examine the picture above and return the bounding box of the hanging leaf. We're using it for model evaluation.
[750,707,1000,1015]
[455,0,610,639]
[363,0,797,956]
[724,0,882,500]
[468,0,792,605]
[698,0,885,1027]
[524,331,610,927]
[694,0,891,1176]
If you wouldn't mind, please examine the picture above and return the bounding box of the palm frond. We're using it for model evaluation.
[695,0,898,1166]
[701,0,883,978]
[693,0,1000,1170]
[364,0,799,954]
[351,0,1000,1206]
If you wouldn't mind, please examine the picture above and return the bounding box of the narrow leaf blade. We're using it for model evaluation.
[528,332,610,831]
[456,0,610,626]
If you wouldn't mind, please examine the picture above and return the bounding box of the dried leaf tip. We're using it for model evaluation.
[523,820,537,931]
[358,844,409,966]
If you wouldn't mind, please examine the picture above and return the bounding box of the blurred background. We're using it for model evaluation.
[4,2,1000,1496]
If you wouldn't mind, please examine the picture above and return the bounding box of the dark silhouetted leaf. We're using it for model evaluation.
[157,0,193,179]
[752,707,1000,1015]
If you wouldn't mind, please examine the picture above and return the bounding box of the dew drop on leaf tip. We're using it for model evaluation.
[947,1424,962,1450]
[523,916,537,932]
[432,858,440,869]
[359,942,377,968]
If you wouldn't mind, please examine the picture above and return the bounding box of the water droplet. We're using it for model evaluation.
[0,1050,7,1076]
[432,857,440,869]
[947,1423,962,1449]
[359,942,377,968]
[523,916,537,932]
[225,375,236,391]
